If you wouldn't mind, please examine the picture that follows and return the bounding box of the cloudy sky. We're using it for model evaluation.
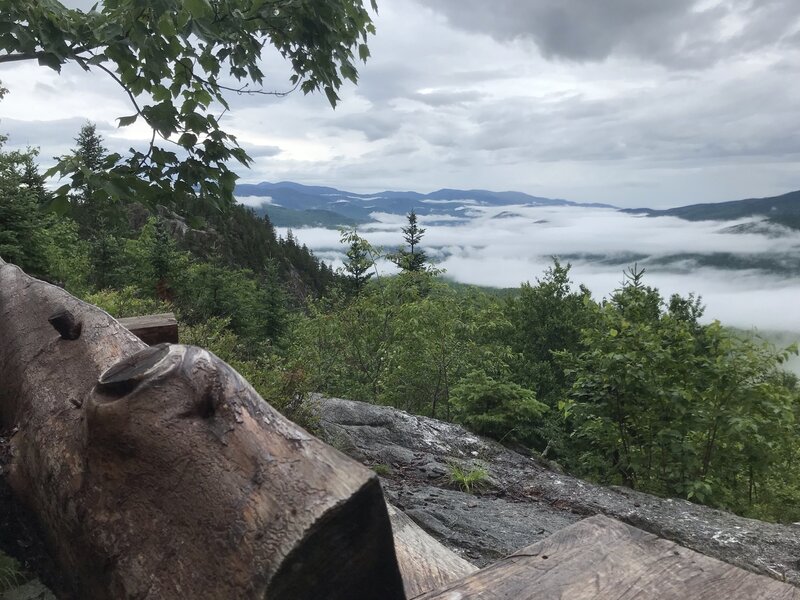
[1,0,799,207]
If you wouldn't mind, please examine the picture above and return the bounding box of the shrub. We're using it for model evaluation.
[372,463,392,476]
[451,370,547,447]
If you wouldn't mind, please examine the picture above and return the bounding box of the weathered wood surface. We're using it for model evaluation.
[387,502,477,597]
[118,313,178,345]
[419,515,800,600]
[0,258,404,600]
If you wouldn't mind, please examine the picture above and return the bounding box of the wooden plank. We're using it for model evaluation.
[418,515,800,600]
[118,312,178,345]
[387,502,478,598]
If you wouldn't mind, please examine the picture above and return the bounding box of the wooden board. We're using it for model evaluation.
[387,502,477,598]
[418,515,800,600]
[118,312,178,345]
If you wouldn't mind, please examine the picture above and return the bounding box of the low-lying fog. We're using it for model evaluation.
[278,204,800,365]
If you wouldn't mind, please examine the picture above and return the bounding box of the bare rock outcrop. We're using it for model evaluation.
[311,395,800,586]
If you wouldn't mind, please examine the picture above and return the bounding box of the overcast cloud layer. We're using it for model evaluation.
[1,0,799,206]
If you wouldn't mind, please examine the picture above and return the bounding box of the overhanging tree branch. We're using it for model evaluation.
[0,51,49,63]
[0,0,378,209]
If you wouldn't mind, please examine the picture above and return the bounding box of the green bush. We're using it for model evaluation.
[451,370,547,447]
[372,463,392,476]
[85,286,171,318]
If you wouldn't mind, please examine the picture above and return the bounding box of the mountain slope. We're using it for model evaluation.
[623,189,800,229]
[255,205,366,228]
[237,181,800,231]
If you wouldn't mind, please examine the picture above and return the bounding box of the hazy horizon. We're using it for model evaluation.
[237,181,798,211]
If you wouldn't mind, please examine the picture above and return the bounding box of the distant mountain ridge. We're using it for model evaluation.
[622,189,800,229]
[235,181,614,226]
[236,181,800,231]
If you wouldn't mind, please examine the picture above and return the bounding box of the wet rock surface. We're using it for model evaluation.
[312,395,800,586]
[385,484,579,565]
[1,580,56,600]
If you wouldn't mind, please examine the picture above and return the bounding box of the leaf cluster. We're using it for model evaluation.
[1,0,377,209]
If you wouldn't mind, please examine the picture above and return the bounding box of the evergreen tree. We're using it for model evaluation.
[75,123,107,174]
[19,148,50,205]
[88,229,122,289]
[69,123,113,234]
[0,84,49,274]
[340,228,375,294]
[392,210,428,272]
[505,259,595,406]
[0,149,47,273]
[146,218,182,301]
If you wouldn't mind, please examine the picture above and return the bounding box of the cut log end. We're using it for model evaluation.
[269,478,406,600]
[96,343,172,396]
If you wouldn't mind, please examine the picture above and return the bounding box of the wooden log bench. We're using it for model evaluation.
[387,502,477,597]
[417,515,800,599]
[0,259,404,599]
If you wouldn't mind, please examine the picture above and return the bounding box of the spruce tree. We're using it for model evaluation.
[74,123,107,175]
[393,210,428,272]
[0,85,49,274]
[340,229,375,293]
[70,123,111,234]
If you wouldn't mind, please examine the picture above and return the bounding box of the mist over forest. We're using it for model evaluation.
[275,205,800,333]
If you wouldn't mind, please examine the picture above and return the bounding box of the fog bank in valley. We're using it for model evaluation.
[279,205,800,337]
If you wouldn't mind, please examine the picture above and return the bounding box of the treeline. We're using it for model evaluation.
[3,122,799,524]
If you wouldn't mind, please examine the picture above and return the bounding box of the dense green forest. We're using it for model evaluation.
[2,116,799,525]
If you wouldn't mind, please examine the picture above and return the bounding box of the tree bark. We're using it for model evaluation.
[0,259,405,599]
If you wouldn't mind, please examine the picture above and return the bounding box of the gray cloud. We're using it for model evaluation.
[409,90,486,107]
[421,0,800,68]
[329,111,403,141]
[238,142,282,158]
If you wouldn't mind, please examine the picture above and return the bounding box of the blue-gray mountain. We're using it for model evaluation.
[235,181,613,226]
[236,182,800,231]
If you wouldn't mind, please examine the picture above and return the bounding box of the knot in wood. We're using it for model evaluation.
[48,308,82,340]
